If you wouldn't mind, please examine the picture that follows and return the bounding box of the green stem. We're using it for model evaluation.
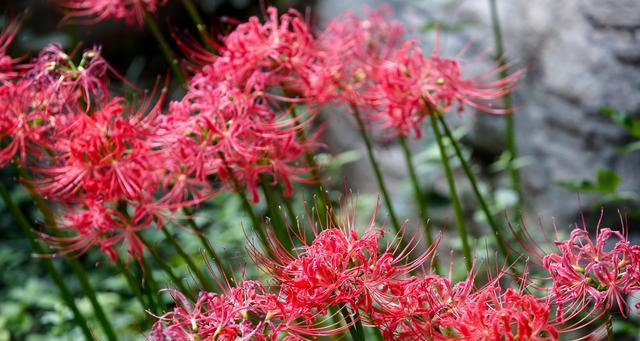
[338,304,364,341]
[14,168,117,340]
[398,135,439,273]
[605,311,614,341]
[160,226,216,292]
[182,207,234,285]
[488,0,521,213]
[428,113,472,270]
[436,115,509,261]
[260,175,292,251]
[278,184,298,224]
[218,153,270,250]
[68,261,119,341]
[144,11,187,85]
[114,258,149,311]
[179,0,214,50]
[138,233,193,299]
[237,190,270,250]
[350,104,402,234]
[0,183,93,340]
[139,256,167,311]
[288,106,334,211]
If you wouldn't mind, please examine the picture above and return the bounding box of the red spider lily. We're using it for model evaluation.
[368,40,524,138]
[0,21,20,80]
[510,212,640,321]
[36,97,159,202]
[543,219,640,319]
[40,199,148,261]
[444,287,559,341]
[249,199,438,322]
[0,79,53,166]
[26,44,111,110]
[310,7,405,106]
[371,273,475,340]
[168,67,315,203]
[150,280,346,340]
[0,43,213,261]
[0,44,113,167]
[60,0,167,26]
[181,7,320,102]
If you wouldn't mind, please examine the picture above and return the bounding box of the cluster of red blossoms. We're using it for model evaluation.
[150,204,639,340]
[0,30,212,259]
[0,5,525,261]
[1,3,639,340]
[60,0,167,26]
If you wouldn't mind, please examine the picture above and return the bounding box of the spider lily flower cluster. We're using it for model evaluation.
[0,4,638,341]
[150,203,639,340]
[60,0,168,26]
[0,41,215,260]
[516,217,640,323]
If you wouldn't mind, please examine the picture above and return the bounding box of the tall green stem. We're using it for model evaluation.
[68,260,119,340]
[605,311,614,341]
[160,226,216,292]
[15,168,117,340]
[428,113,472,270]
[350,104,402,234]
[237,190,270,250]
[138,234,193,299]
[488,0,521,212]
[139,256,167,311]
[144,11,187,85]
[114,258,149,311]
[0,183,93,340]
[398,135,439,273]
[182,207,234,285]
[288,106,334,212]
[260,175,292,251]
[179,0,214,49]
[218,153,270,250]
[277,183,298,224]
[436,115,509,261]
[338,304,364,341]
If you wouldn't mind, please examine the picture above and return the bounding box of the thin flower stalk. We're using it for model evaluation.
[0,182,94,340]
[16,168,119,341]
[489,0,521,213]
[143,11,187,85]
[67,258,119,340]
[436,114,510,262]
[428,112,472,270]
[287,105,334,214]
[181,206,233,283]
[138,233,194,300]
[179,0,213,50]
[139,255,168,312]
[351,104,402,235]
[260,174,293,251]
[114,257,149,311]
[398,135,438,273]
[606,311,614,341]
[160,226,217,292]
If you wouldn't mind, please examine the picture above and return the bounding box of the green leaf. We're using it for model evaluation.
[601,107,640,138]
[557,168,620,193]
[617,141,640,154]
[420,21,476,33]
[595,168,621,192]
[557,179,597,192]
